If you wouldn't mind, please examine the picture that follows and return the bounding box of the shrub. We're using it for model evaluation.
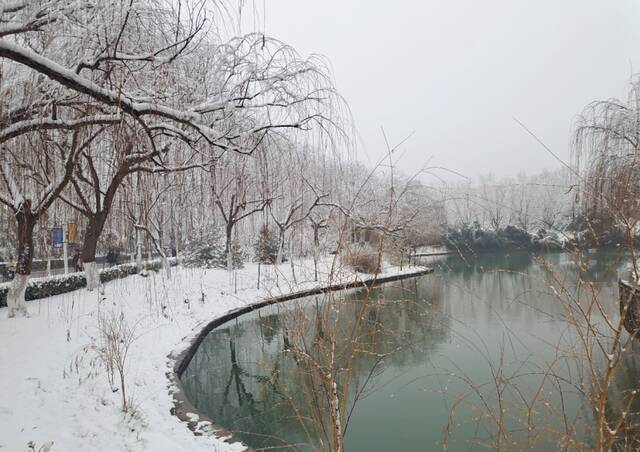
[444,222,533,252]
[344,249,381,274]
[501,225,531,249]
[565,214,627,248]
[473,228,503,250]
[531,229,565,251]
[0,258,177,307]
[444,222,479,252]
[100,263,139,283]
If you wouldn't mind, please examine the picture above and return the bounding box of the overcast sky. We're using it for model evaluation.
[244,1,640,180]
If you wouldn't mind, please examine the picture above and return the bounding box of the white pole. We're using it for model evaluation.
[135,173,143,271]
[63,223,69,274]
[46,228,52,277]
[173,215,179,261]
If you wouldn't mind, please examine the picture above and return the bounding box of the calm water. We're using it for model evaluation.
[181,251,639,451]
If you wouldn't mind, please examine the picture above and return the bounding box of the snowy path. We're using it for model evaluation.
[0,258,427,452]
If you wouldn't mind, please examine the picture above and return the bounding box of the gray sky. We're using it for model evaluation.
[250,1,640,180]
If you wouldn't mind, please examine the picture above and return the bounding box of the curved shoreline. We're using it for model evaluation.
[166,267,434,449]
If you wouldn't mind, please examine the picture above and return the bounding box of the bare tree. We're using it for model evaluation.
[212,156,271,271]
[0,126,103,315]
[62,120,204,288]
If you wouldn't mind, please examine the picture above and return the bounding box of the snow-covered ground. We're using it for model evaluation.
[0,257,427,452]
[415,245,450,255]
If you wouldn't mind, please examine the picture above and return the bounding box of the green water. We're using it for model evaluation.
[181,251,639,451]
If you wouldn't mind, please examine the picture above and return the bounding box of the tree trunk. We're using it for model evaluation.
[82,212,107,291]
[8,204,36,317]
[313,225,320,282]
[7,273,29,318]
[289,239,296,284]
[276,229,285,265]
[173,217,179,262]
[226,224,233,272]
[84,261,100,291]
[135,228,143,271]
[161,253,171,279]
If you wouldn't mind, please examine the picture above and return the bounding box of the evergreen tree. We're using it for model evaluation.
[183,227,243,269]
[254,224,279,264]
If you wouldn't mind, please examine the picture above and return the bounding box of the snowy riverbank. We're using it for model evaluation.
[0,257,430,452]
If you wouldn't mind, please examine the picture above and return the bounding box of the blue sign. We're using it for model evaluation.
[53,227,63,248]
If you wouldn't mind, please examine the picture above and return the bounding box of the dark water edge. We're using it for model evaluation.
[181,250,638,451]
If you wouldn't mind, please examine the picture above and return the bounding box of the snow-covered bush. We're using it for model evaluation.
[444,222,540,252]
[343,246,381,274]
[531,229,565,251]
[444,221,503,252]
[95,310,136,413]
[100,263,139,283]
[183,228,243,269]
[25,274,87,301]
[562,215,637,248]
[253,224,279,264]
[500,225,532,249]
[0,259,177,307]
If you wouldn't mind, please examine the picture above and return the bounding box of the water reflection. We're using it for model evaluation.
[181,251,638,451]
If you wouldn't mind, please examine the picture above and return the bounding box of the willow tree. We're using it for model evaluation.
[573,79,640,237]
[1,0,346,303]
[0,0,212,305]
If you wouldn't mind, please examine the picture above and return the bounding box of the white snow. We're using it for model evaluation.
[0,257,426,452]
[415,245,450,255]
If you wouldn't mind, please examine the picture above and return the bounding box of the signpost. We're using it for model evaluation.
[53,225,76,274]
[68,223,77,244]
[53,227,63,248]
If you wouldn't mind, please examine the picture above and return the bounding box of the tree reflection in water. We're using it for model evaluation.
[181,251,640,451]
[182,279,448,450]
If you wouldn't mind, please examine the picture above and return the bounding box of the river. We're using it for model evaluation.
[181,250,638,451]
